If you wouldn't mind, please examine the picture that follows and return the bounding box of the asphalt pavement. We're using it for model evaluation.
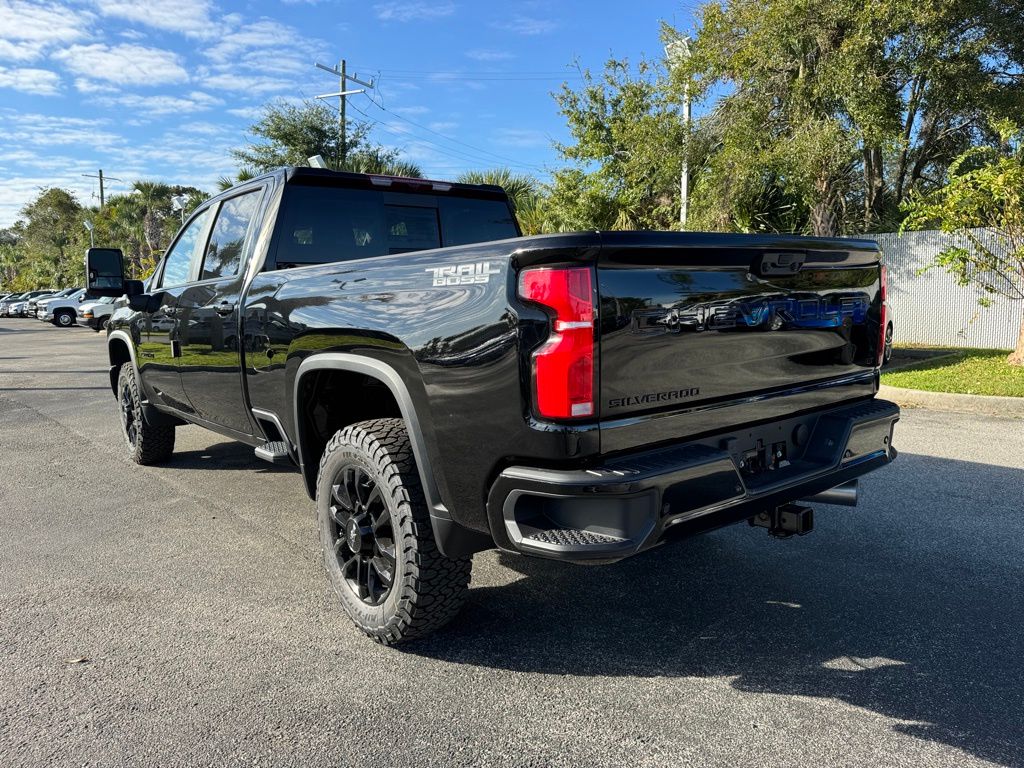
[1,319,1022,768]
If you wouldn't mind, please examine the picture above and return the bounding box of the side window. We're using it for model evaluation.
[200,190,262,281]
[159,208,210,288]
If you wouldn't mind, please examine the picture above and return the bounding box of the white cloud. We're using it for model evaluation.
[92,0,219,38]
[98,91,223,116]
[0,66,60,95]
[73,77,120,94]
[493,127,547,148]
[204,20,303,65]
[493,15,557,35]
[0,174,98,226]
[226,106,263,120]
[52,44,189,86]
[199,19,322,97]
[0,2,91,63]
[429,121,458,131]
[394,105,429,115]
[203,72,295,94]
[374,1,455,22]
[0,112,124,149]
[465,49,514,62]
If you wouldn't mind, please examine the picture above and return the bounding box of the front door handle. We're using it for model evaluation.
[215,301,235,316]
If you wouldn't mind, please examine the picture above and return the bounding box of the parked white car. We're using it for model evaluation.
[28,287,74,317]
[40,288,87,327]
[76,296,116,331]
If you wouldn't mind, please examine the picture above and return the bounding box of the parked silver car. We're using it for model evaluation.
[6,290,55,317]
[0,292,28,316]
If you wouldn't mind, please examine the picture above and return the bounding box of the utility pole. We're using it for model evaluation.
[665,36,692,228]
[82,170,124,209]
[314,60,374,168]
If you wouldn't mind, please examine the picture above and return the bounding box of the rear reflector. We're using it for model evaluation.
[877,265,888,367]
[518,267,595,419]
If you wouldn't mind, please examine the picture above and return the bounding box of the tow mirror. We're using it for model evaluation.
[85,247,127,297]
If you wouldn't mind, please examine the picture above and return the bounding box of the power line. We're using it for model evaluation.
[352,66,586,79]
[363,97,547,171]
[346,101,544,172]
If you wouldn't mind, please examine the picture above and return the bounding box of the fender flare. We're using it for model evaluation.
[293,353,449,520]
[106,330,141,396]
[107,330,183,427]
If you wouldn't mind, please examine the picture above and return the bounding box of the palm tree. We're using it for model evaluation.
[131,180,172,260]
[216,168,257,192]
[103,193,146,277]
[341,148,423,178]
[457,169,539,214]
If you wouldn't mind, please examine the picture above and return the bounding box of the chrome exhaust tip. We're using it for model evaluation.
[801,479,859,507]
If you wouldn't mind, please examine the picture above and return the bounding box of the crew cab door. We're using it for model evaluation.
[137,206,212,413]
[175,186,265,436]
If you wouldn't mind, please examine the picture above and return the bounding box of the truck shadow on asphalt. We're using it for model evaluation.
[412,452,1024,767]
[169,440,295,474]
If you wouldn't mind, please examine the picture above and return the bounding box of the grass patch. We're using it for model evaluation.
[882,348,1024,397]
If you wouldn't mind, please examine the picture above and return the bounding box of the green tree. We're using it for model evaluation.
[92,183,207,278]
[17,188,88,287]
[672,0,1024,235]
[0,225,27,291]
[902,123,1024,365]
[457,168,538,212]
[549,59,684,231]
[232,99,421,177]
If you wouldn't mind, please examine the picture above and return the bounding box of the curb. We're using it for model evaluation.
[878,384,1024,417]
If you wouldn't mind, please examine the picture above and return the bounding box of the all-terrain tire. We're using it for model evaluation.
[116,365,175,465]
[316,418,471,645]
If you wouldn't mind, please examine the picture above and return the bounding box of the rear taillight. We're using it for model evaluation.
[518,266,595,419]
[877,264,887,367]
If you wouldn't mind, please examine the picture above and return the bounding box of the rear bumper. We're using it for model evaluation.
[487,398,899,562]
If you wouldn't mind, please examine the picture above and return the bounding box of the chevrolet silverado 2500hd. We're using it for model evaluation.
[86,167,899,644]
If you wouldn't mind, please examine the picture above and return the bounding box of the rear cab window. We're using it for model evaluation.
[271,183,518,269]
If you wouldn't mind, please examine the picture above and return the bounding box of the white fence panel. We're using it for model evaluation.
[866,229,1021,350]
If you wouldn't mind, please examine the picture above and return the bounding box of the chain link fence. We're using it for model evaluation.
[865,228,1020,350]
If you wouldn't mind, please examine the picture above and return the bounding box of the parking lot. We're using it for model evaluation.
[1,320,1022,767]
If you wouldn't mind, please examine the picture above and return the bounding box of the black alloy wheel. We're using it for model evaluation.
[316,419,471,644]
[120,382,139,448]
[116,365,175,464]
[327,465,397,606]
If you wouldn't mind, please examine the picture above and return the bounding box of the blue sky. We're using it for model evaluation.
[0,0,698,226]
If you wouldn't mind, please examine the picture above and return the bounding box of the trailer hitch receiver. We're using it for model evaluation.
[749,503,814,538]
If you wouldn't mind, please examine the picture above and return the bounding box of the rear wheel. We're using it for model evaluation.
[883,323,894,364]
[117,365,175,464]
[54,310,74,327]
[316,418,471,645]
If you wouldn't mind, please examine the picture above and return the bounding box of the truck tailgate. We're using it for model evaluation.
[596,233,883,452]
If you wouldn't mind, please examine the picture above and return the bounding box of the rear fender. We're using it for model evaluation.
[293,353,491,558]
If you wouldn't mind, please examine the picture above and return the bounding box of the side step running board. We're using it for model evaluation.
[254,441,295,466]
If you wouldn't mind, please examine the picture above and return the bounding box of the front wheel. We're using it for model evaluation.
[54,310,75,327]
[316,418,471,645]
[117,365,175,464]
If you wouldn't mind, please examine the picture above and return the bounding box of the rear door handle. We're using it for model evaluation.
[215,301,235,316]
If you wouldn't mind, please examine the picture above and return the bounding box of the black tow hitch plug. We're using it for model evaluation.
[749,504,814,538]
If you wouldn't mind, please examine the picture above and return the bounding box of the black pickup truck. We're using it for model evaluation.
[86,167,899,645]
